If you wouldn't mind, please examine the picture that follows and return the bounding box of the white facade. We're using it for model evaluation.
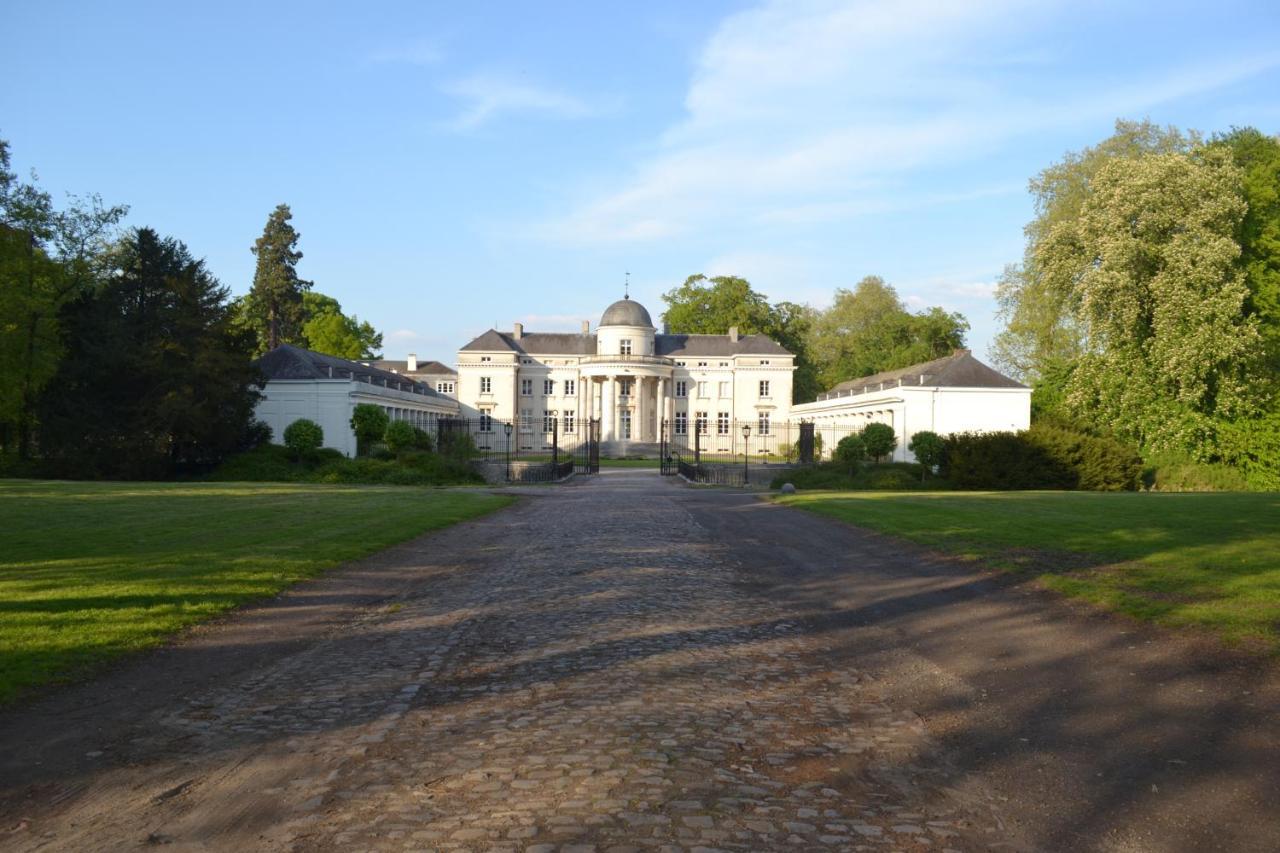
[790,350,1031,462]
[254,345,459,457]
[456,297,797,453]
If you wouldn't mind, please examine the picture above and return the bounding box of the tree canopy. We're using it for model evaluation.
[805,276,968,390]
[245,204,311,353]
[300,292,383,359]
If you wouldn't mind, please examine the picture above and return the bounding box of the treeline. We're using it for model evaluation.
[992,120,1280,490]
[0,136,383,476]
[661,273,968,403]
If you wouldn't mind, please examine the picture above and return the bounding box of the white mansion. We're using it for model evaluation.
[253,294,1029,462]
[456,296,795,451]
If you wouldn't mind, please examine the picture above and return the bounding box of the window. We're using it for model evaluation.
[758,413,771,435]
[695,411,709,435]
[436,381,455,394]
[759,380,770,397]
[480,356,492,362]
[676,360,687,367]
[674,412,688,435]
[543,379,555,395]
[620,339,632,355]
[716,412,730,435]
[563,411,576,434]
[564,379,576,396]
[718,381,730,397]
[619,378,633,396]
[521,378,533,396]
[697,361,708,367]
[675,380,688,397]
[543,410,556,432]
[521,358,533,365]
[719,361,729,367]
[696,381,708,397]
[480,376,492,394]
[760,360,770,365]
[520,408,533,433]
[479,413,493,433]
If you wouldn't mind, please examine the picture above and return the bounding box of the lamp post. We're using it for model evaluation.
[503,421,513,482]
[741,423,751,486]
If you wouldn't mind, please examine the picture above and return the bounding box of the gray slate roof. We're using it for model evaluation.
[819,350,1026,399]
[656,333,792,357]
[256,344,451,400]
[367,359,456,376]
[460,331,599,355]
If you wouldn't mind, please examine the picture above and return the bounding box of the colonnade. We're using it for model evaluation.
[581,374,673,444]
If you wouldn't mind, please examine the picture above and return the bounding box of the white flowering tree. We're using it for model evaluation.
[1037,149,1264,457]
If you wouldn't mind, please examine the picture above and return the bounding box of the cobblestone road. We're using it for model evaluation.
[10,471,1016,852]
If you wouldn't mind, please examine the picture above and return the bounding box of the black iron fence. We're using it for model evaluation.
[438,417,600,482]
[659,418,869,486]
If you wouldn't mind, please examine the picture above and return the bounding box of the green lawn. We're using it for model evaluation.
[0,481,513,704]
[774,491,1280,651]
[599,458,660,468]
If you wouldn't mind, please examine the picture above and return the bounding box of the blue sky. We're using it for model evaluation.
[4,0,1279,367]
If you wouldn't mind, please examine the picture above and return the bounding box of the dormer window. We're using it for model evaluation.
[620,339,632,355]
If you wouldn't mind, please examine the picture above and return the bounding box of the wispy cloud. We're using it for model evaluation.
[440,74,602,131]
[536,0,1280,245]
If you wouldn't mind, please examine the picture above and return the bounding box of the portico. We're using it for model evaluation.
[581,361,674,444]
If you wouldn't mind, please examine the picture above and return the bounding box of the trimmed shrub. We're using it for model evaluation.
[941,431,1075,490]
[411,427,434,452]
[861,422,896,462]
[907,430,945,480]
[282,419,324,456]
[350,404,390,456]
[770,462,934,491]
[833,433,866,467]
[1027,423,1142,491]
[1144,453,1251,492]
[384,420,416,454]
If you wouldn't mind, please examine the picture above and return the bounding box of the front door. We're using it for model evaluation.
[620,409,632,440]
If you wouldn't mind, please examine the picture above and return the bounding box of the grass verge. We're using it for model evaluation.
[0,480,514,704]
[773,490,1280,651]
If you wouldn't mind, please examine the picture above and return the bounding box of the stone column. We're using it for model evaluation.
[637,377,648,442]
[657,377,667,438]
[602,375,615,442]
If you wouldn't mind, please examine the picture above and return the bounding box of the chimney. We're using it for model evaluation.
[728,326,740,342]
[581,320,590,334]
[407,353,418,372]
[513,322,524,340]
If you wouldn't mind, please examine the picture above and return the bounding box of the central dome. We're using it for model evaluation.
[599,297,653,328]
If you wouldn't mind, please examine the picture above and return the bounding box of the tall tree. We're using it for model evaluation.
[1040,149,1262,456]
[806,276,968,389]
[246,204,311,353]
[661,274,821,402]
[1210,127,1280,375]
[0,136,127,456]
[301,292,383,359]
[38,228,262,477]
[991,120,1191,381]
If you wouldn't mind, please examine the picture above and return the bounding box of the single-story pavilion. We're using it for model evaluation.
[254,344,459,457]
[790,349,1031,463]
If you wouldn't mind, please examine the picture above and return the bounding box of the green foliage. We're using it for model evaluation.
[992,120,1192,381]
[300,291,383,359]
[941,425,1141,491]
[770,462,931,491]
[244,204,312,353]
[210,442,482,486]
[411,427,434,451]
[789,430,823,461]
[383,419,416,454]
[35,228,262,478]
[907,430,945,477]
[437,427,478,460]
[833,433,866,466]
[1143,454,1251,492]
[0,136,128,457]
[282,419,323,456]
[660,274,821,402]
[1214,412,1280,490]
[860,422,896,462]
[806,276,968,390]
[1210,127,1280,375]
[350,404,389,456]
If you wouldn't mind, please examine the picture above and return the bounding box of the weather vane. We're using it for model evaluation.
[624,271,630,299]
